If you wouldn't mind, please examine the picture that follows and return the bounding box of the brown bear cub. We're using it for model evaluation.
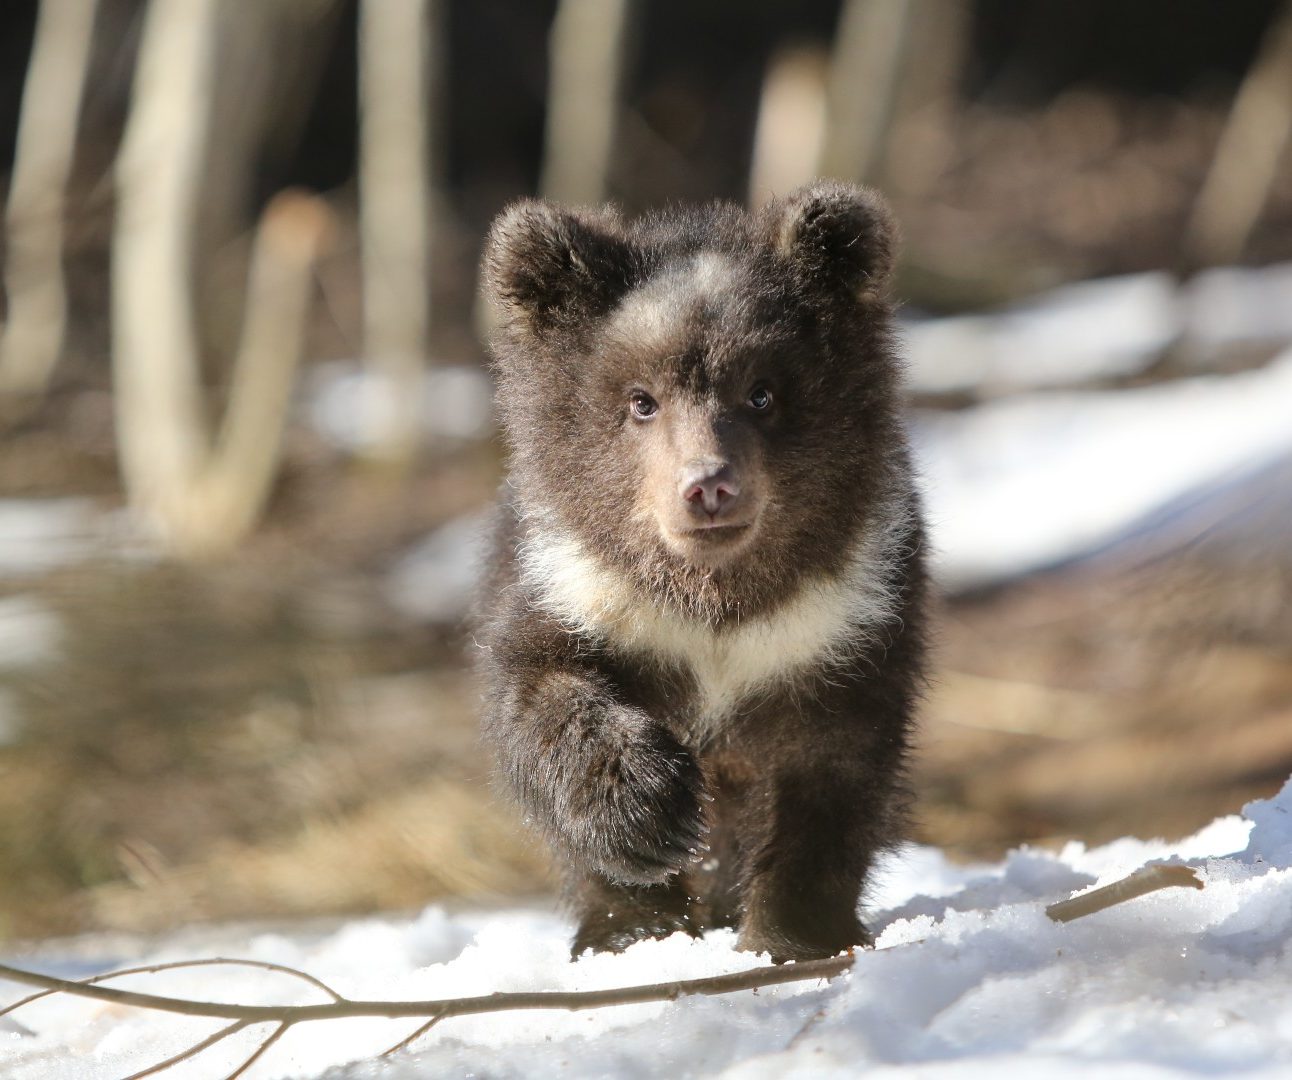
[475,181,927,962]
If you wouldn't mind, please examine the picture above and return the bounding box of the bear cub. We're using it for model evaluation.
[476,181,926,962]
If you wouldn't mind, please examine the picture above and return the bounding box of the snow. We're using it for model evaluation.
[307,362,494,450]
[382,512,488,623]
[913,345,1292,590]
[1183,262,1292,360]
[0,499,102,577]
[904,272,1180,395]
[902,261,1292,395]
[4,778,1292,1079]
[0,595,62,670]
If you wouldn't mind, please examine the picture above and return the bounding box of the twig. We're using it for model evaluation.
[0,952,855,1026]
[226,1021,291,1080]
[0,861,1209,1074]
[119,1019,251,1080]
[0,956,344,1020]
[785,1005,829,1050]
[1046,864,1204,923]
[380,1016,442,1058]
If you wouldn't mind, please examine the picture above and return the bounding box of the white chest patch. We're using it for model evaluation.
[517,506,912,734]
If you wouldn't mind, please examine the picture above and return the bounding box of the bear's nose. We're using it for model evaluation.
[679,461,740,516]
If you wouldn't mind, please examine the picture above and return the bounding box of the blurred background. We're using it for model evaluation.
[0,0,1290,942]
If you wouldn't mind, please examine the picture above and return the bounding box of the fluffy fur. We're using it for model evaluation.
[475,181,927,962]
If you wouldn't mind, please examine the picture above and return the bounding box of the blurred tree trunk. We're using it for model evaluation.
[884,0,969,198]
[473,0,633,344]
[358,0,438,466]
[0,0,99,402]
[748,45,829,207]
[820,0,968,192]
[539,0,635,205]
[1182,0,1292,270]
[113,0,330,558]
[818,0,917,185]
[197,0,343,367]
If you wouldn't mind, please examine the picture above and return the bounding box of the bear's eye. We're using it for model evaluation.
[630,391,659,419]
[748,386,773,411]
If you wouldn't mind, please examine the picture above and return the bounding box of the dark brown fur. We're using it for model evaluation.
[475,182,927,961]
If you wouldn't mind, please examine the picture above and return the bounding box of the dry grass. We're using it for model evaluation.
[918,541,1292,856]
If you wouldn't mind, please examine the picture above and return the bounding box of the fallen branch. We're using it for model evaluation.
[0,953,854,1079]
[0,951,853,1025]
[0,861,1207,1077]
[1045,863,1204,923]
[0,955,344,1020]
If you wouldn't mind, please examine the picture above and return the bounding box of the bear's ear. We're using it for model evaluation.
[482,199,640,332]
[762,181,898,300]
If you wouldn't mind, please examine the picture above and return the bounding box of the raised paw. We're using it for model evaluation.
[567,708,709,885]
[495,678,709,886]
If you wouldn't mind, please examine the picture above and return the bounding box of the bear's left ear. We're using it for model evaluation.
[762,181,898,301]
[482,199,641,333]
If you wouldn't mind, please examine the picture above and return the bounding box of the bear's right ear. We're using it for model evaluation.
[482,199,640,333]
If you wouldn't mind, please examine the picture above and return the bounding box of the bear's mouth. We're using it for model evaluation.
[683,521,752,537]
[661,518,759,567]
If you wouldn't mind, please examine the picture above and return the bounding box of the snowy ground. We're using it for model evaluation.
[3,776,1291,1079]
[912,345,1292,590]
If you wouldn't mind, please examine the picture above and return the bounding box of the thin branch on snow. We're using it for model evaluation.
[0,956,344,1020]
[223,1021,290,1080]
[120,1019,252,1080]
[0,951,856,1025]
[380,1016,443,1058]
[1045,864,1204,923]
[0,862,1207,1075]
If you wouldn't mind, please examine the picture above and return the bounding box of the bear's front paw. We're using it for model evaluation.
[737,896,873,963]
[567,708,708,886]
[572,895,700,957]
[737,920,873,963]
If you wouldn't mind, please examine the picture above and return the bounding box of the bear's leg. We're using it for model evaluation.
[683,751,755,933]
[736,765,896,962]
[568,872,700,957]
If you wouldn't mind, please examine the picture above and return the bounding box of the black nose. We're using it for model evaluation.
[679,461,740,515]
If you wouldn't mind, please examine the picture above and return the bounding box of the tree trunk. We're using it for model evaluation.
[539,0,634,206]
[0,0,100,400]
[818,0,917,185]
[112,0,329,558]
[1182,0,1292,270]
[748,45,829,207]
[357,0,437,465]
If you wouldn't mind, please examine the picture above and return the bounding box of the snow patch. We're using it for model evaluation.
[915,347,1292,589]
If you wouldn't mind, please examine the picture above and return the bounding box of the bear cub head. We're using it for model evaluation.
[483,181,907,626]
